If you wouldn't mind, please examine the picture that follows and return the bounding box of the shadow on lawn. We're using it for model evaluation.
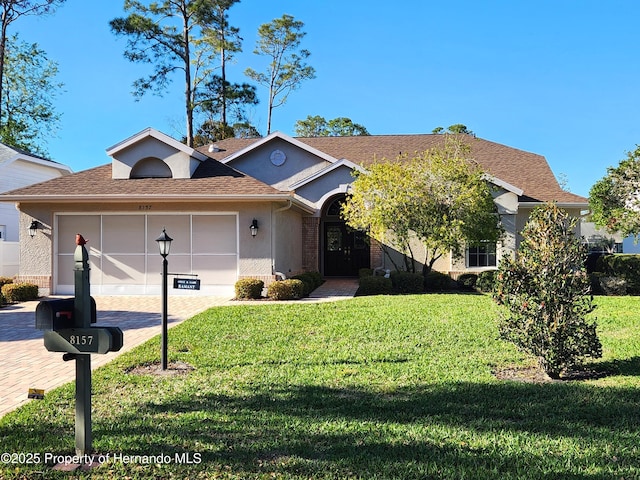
[90,380,640,479]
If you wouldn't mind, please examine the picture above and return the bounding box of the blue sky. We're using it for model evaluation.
[16,0,640,197]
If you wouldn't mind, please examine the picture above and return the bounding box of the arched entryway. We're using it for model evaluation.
[321,195,370,276]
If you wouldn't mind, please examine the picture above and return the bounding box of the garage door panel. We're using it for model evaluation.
[193,215,236,254]
[102,254,146,284]
[103,216,145,253]
[147,254,191,278]
[147,215,191,254]
[58,215,100,254]
[57,254,101,285]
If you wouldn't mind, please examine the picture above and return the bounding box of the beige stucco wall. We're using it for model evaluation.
[273,206,303,277]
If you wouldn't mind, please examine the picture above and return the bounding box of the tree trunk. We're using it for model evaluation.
[182,4,193,147]
[0,13,8,127]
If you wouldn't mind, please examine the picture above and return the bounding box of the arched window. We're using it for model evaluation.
[326,197,346,217]
[130,158,173,179]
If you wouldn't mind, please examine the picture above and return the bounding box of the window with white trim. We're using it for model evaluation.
[467,242,497,267]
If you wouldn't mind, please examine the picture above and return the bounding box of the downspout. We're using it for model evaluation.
[272,200,293,279]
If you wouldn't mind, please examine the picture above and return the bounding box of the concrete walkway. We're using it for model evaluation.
[0,278,358,418]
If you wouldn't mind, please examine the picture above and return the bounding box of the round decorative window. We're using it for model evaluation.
[270,149,286,166]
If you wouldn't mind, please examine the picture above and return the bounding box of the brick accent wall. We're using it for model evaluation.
[15,275,51,296]
[369,238,383,269]
[302,217,319,272]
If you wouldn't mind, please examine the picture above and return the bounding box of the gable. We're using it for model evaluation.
[107,128,207,180]
[217,133,340,191]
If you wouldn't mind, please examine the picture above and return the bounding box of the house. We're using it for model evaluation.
[0,143,72,276]
[0,128,587,296]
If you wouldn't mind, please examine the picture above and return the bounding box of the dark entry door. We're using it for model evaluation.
[324,222,370,276]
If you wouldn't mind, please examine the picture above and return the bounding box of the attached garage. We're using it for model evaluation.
[55,213,238,295]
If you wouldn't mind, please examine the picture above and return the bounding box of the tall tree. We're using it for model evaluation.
[0,0,65,128]
[245,14,315,134]
[0,34,62,155]
[342,138,500,275]
[294,115,369,137]
[589,145,640,239]
[110,0,240,147]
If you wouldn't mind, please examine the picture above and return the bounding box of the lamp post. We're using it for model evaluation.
[155,228,173,370]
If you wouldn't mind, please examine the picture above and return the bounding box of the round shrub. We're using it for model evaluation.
[457,273,478,291]
[234,278,264,299]
[390,271,424,294]
[476,271,496,293]
[358,268,373,278]
[267,279,304,300]
[424,271,453,292]
[1,282,39,303]
[357,275,392,296]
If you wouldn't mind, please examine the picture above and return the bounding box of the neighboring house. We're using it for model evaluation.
[0,128,587,296]
[0,143,72,277]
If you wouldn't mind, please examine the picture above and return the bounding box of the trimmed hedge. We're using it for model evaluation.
[357,275,392,296]
[476,271,497,293]
[390,271,424,294]
[291,271,324,296]
[235,278,264,299]
[424,270,454,292]
[1,282,39,303]
[267,279,304,300]
[457,273,478,291]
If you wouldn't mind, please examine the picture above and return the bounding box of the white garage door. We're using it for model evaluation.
[55,213,238,295]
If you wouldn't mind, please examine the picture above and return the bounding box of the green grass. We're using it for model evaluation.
[1,294,640,479]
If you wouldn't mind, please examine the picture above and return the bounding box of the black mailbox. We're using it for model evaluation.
[35,297,97,330]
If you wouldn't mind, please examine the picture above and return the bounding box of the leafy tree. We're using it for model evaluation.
[589,145,640,238]
[0,0,65,126]
[0,34,62,155]
[342,137,500,275]
[245,14,315,135]
[294,115,369,137]
[110,0,241,147]
[493,203,602,379]
[432,124,474,135]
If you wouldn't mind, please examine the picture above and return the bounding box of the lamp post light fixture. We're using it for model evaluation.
[155,228,173,370]
[250,219,259,237]
[28,220,40,238]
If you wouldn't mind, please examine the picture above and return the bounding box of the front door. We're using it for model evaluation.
[323,222,370,276]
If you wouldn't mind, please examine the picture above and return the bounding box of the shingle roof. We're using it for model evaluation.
[0,159,287,200]
[201,134,586,204]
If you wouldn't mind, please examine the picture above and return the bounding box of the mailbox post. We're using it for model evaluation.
[36,234,124,457]
[73,235,92,457]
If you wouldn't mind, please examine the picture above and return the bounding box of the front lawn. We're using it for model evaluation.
[1,294,639,479]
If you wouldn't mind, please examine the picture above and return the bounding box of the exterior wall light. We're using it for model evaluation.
[250,219,259,237]
[28,220,40,238]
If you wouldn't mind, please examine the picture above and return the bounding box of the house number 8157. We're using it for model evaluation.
[69,335,93,345]
[138,205,152,210]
